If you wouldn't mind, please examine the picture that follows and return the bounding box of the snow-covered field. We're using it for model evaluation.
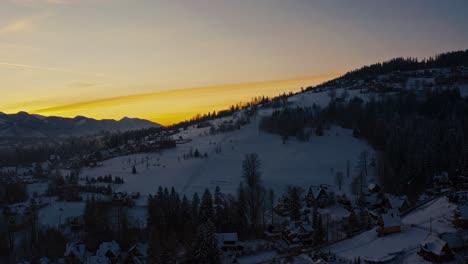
[80,90,374,198]
[328,196,457,263]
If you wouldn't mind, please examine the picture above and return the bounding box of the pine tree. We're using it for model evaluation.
[214,186,224,230]
[200,189,214,223]
[192,192,200,224]
[190,221,221,264]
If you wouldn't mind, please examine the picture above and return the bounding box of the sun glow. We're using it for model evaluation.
[4,74,339,126]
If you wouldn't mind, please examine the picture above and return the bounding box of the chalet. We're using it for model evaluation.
[3,205,32,231]
[440,232,468,252]
[94,240,121,264]
[214,233,243,253]
[282,222,314,246]
[112,192,130,204]
[127,243,148,264]
[418,234,454,262]
[264,224,282,240]
[274,199,289,216]
[305,186,331,208]
[452,205,468,229]
[64,242,87,264]
[383,194,410,213]
[376,209,401,236]
[367,183,381,193]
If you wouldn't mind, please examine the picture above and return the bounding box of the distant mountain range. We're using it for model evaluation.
[0,112,161,138]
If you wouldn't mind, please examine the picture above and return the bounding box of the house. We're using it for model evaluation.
[440,232,468,251]
[453,205,468,229]
[64,242,87,264]
[274,199,289,216]
[376,209,401,236]
[418,234,454,262]
[367,183,381,193]
[214,233,243,253]
[264,224,282,240]
[383,194,410,213]
[282,222,314,246]
[94,241,121,264]
[305,186,331,208]
[127,243,148,264]
[3,205,32,231]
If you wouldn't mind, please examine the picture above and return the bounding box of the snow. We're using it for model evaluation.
[329,196,457,262]
[81,108,373,198]
[235,251,276,264]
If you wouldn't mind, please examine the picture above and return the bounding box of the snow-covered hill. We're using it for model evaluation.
[80,88,375,197]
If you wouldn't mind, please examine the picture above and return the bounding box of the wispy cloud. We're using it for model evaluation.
[0,13,50,36]
[0,62,108,78]
[0,17,34,35]
[10,0,69,6]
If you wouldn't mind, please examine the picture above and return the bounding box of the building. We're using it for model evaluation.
[127,243,148,264]
[383,195,410,213]
[64,242,88,264]
[305,186,331,208]
[214,233,243,254]
[376,209,401,236]
[418,234,454,262]
[92,240,121,264]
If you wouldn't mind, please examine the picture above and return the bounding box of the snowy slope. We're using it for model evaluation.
[80,89,374,197]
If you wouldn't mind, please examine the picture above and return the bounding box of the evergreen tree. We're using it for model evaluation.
[190,221,221,264]
[200,189,214,223]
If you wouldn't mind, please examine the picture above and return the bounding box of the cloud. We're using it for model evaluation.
[67,82,100,88]
[0,17,34,35]
[0,13,50,36]
[0,62,108,77]
[10,0,69,6]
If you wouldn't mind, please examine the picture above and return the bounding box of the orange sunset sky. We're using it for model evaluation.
[1,0,467,125]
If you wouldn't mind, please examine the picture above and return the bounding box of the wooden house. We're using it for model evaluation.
[418,234,454,262]
[64,242,88,264]
[214,233,243,254]
[383,194,410,213]
[127,243,148,264]
[376,209,401,236]
[94,240,121,264]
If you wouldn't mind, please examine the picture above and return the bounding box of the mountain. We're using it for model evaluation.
[0,112,161,138]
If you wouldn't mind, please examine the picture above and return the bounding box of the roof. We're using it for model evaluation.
[421,234,448,256]
[385,194,408,209]
[215,233,238,244]
[64,242,87,261]
[96,240,121,258]
[380,209,401,227]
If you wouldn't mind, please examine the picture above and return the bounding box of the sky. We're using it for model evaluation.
[1,0,467,125]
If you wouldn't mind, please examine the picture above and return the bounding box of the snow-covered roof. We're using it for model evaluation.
[215,233,238,243]
[380,209,401,227]
[385,194,408,209]
[420,234,448,256]
[96,240,121,258]
[64,242,87,261]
